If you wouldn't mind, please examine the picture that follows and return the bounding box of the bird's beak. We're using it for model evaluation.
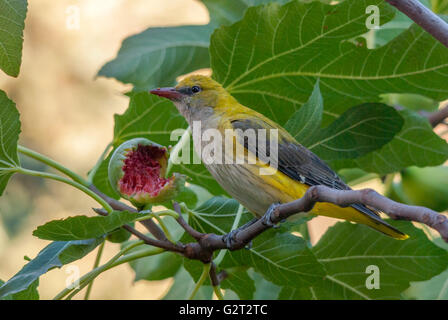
[149,87,184,101]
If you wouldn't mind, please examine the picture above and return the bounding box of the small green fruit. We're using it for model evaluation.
[108,138,184,207]
[380,93,438,111]
[384,182,411,205]
[401,166,448,212]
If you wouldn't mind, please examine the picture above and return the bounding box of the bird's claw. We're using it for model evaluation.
[223,229,239,249]
[262,203,281,228]
[223,217,259,249]
[223,230,253,250]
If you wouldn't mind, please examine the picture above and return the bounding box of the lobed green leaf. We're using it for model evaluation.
[98,25,212,90]
[163,267,213,300]
[132,251,183,282]
[182,197,324,290]
[0,238,103,298]
[0,90,21,196]
[113,92,187,147]
[0,0,27,77]
[98,0,292,89]
[280,221,448,299]
[220,267,255,300]
[353,110,448,174]
[403,238,448,300]
[0,279,39,300]
[211,0,448,126]
[285,81,404,161]
[203,0,293,26]
[33,211,143,241]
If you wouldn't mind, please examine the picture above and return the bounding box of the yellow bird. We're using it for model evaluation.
[150,75,408,240]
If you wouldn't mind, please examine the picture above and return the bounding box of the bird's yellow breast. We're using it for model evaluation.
[203,114,370,223]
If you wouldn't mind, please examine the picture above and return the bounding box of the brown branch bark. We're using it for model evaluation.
[93,185,448,286]
[386,0,448,48]
[395,103,448,128]
[89,185,168,241]
[427,103,448,127]
[173,185,448,266]
[209,262,228,286]
[92,208,184,252]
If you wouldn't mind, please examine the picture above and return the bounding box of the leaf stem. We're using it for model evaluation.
[111,247,165,268]
[135,209,179,221]
[63,241,144,300]
[18,145,88,187]
[213,285,225,300]
[87,143,112,184]
[152,214,175,243]
[166,126,191,176]
[84,240,105,300]
[188,263,211,300]
[54,241,163,300]
[383,173,395,192]
[136,209,179,242]
[17,167,113,213]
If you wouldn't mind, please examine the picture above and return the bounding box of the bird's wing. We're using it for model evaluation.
[230,117,380,217]
[230,118,348,190]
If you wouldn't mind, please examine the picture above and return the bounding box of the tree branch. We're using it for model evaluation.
[386,0,448,48]
[283,186,448,242]
[209,262,227,287]
[395,103,448,128]
[427,103,448,127]
[175,186,448,262]
[89,185,168,241]
[96,185,448,286]
[92,208,184,252]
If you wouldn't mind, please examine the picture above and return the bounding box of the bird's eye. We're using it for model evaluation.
[191,85,201,93]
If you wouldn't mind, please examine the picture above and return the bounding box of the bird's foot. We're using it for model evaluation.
[223,230,253,250]
[262,203,282,228]
[223,229,240,249]
[222,218,258,249]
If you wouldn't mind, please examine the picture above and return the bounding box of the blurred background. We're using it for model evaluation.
[0,0,210,300]
[0,0,446,300]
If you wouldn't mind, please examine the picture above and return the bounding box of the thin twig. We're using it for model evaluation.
[213,286,225,300]
[209,262,220,287]
[209,262,228,289]
[174,202,204,241]
[84,240,105,300]
[188,263,211,300]
[175,186,448,265]
[271,186,448,241]
[92,207,183,253]
[92,185,448,287]
[89,185,167,241]
[386,0,448,48]
[123,226,184,252]
[396,103,448,129]
[427,104,448,127]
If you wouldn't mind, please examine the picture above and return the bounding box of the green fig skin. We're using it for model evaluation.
[127,173,186,208]
[385,181,412,205]
[108,138,185,208]
[108,138,166,191]
[401,166,448,212]
[381,93,439,111]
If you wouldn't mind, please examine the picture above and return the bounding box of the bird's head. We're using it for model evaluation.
[150,75,234,123]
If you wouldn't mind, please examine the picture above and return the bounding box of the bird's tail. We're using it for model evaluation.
[313,202,409,240]
[350,203,409,239]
